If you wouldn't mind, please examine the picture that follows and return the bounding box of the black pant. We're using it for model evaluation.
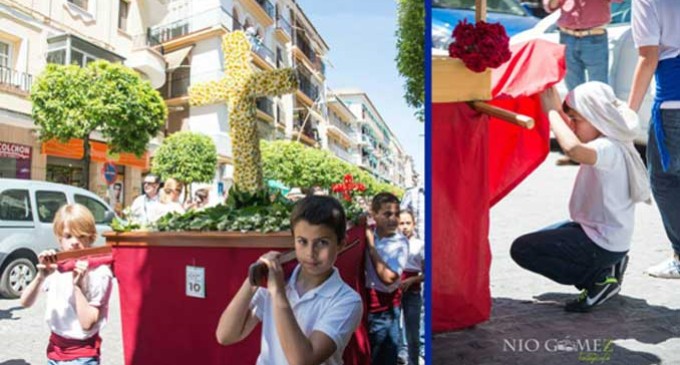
[511,222,627,291]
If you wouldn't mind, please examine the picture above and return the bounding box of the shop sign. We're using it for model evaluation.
[0,142,31,160]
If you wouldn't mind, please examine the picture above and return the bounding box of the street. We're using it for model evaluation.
[433,152,680,365]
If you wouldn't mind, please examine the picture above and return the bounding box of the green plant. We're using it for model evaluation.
[154,195,293,233]
[31,61,167,187]
[261,140,403,197]
[396,0,425,121]
[151,131,218,186]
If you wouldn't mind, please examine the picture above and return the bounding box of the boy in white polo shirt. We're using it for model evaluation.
[365,192,409,364]
[216,195,363,364]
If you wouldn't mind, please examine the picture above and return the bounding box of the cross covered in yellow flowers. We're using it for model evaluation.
[189,31,297,193]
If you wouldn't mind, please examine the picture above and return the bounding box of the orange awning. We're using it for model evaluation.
[42,139,149,169]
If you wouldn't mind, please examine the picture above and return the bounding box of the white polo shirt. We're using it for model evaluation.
[570,138,634,253]
[404,237,425,273]
[43,265,113,340]
[365,232,409,293]
[250,265,363,365]
[632,0,680,61]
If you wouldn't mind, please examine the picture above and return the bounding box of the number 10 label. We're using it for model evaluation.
[186,266,205,298]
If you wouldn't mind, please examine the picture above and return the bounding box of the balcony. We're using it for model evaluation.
[126,33,166,88]
[256,97,274,122]
[297,73,319,105]
[293,116,319,147]
[329,142,353,163]
[148,7,236,45]
[0,66,32,96]
[240,0,275,27]
[275,17,292,43]
[249,39,276,70]
[158,74,190,101]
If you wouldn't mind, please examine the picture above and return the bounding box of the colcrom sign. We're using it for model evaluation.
[0,142,31,160]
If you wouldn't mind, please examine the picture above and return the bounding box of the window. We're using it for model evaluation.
[0,41,9,68]
[276,47,282,68]
[47,49,66,64]
[75,194,108,224]
[70,49,84,66]
[0,189,33,221]
[36,191,67,223]
[68,0,89,10]
[118,0,129,31]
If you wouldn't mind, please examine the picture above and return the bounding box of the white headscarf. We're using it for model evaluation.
[566,81,651,204]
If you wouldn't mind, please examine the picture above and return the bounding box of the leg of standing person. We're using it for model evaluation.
[581,33,609,85]
[560,33,586,91]
[369,306,401,365]
[403,290,422,365]
[646,109,680,277]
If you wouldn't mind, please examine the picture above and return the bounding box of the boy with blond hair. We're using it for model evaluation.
[21,204,113,364]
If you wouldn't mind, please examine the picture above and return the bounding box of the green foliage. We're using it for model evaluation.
[261,140,403,197]
[31,61,167,155]
[154,201,293,233]
[396,0,425,121]
[151,131,218,184]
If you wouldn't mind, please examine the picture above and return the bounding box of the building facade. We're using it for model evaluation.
[0,0,166,209]
[0,0,415,210]
[333,89,413,186]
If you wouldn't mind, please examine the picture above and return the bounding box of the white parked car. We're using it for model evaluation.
[511,0,653,146]
[0,179,115,298]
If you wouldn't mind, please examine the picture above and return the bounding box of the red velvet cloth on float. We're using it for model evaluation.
[106,226,370,364]
[432,40,566,332]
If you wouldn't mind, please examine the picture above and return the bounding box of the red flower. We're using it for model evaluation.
[343,174,353,184]
[342,191,351,202]
[357,183,366,192]
[448,20,511,73]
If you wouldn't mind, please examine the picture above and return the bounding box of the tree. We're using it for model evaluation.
[151,131,218,191]
[395,0,425,121]
[31,60,167,187]
[261,140,403,197]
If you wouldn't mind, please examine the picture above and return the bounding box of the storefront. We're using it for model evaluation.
[0,141,31,179]
[42,138,147,208]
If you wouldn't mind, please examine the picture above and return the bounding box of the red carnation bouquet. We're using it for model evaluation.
[448,19,511,73]
[331,174,367,225]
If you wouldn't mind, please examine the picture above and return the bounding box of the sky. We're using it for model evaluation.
[296,0,424,177]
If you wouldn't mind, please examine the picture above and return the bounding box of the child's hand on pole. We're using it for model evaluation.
[258,251,285,296]
[72,260,89,288]
[37,250,58,278]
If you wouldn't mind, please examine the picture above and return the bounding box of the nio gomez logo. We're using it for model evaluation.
[503,338,614,353]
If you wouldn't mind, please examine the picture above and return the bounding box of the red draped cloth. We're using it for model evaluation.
[433,40,565,332]
[112,226,369,364]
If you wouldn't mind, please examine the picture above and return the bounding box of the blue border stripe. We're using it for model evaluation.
[424,0,433,363]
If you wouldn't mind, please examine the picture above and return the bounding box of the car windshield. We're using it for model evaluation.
[433,0,526,16]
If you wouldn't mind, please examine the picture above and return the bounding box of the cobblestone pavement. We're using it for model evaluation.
[433,152,680,365]
[0,283,124,364]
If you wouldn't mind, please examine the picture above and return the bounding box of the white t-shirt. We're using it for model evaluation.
[632,0,680,60]
[250,265,362,365]
[569,138,635,252]
[365,232,409,293]
[43,265,114,340]
[130,194,162,224]
[404,237,424,273]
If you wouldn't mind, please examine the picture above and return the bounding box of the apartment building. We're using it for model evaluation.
[0,0,166,207]
[333,89,414,186]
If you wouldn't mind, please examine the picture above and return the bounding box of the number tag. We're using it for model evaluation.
[186,266,205,298]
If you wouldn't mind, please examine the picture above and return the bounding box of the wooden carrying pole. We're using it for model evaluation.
[475,0,487,22]
[54,246,112,261]
[469,101,535,129]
